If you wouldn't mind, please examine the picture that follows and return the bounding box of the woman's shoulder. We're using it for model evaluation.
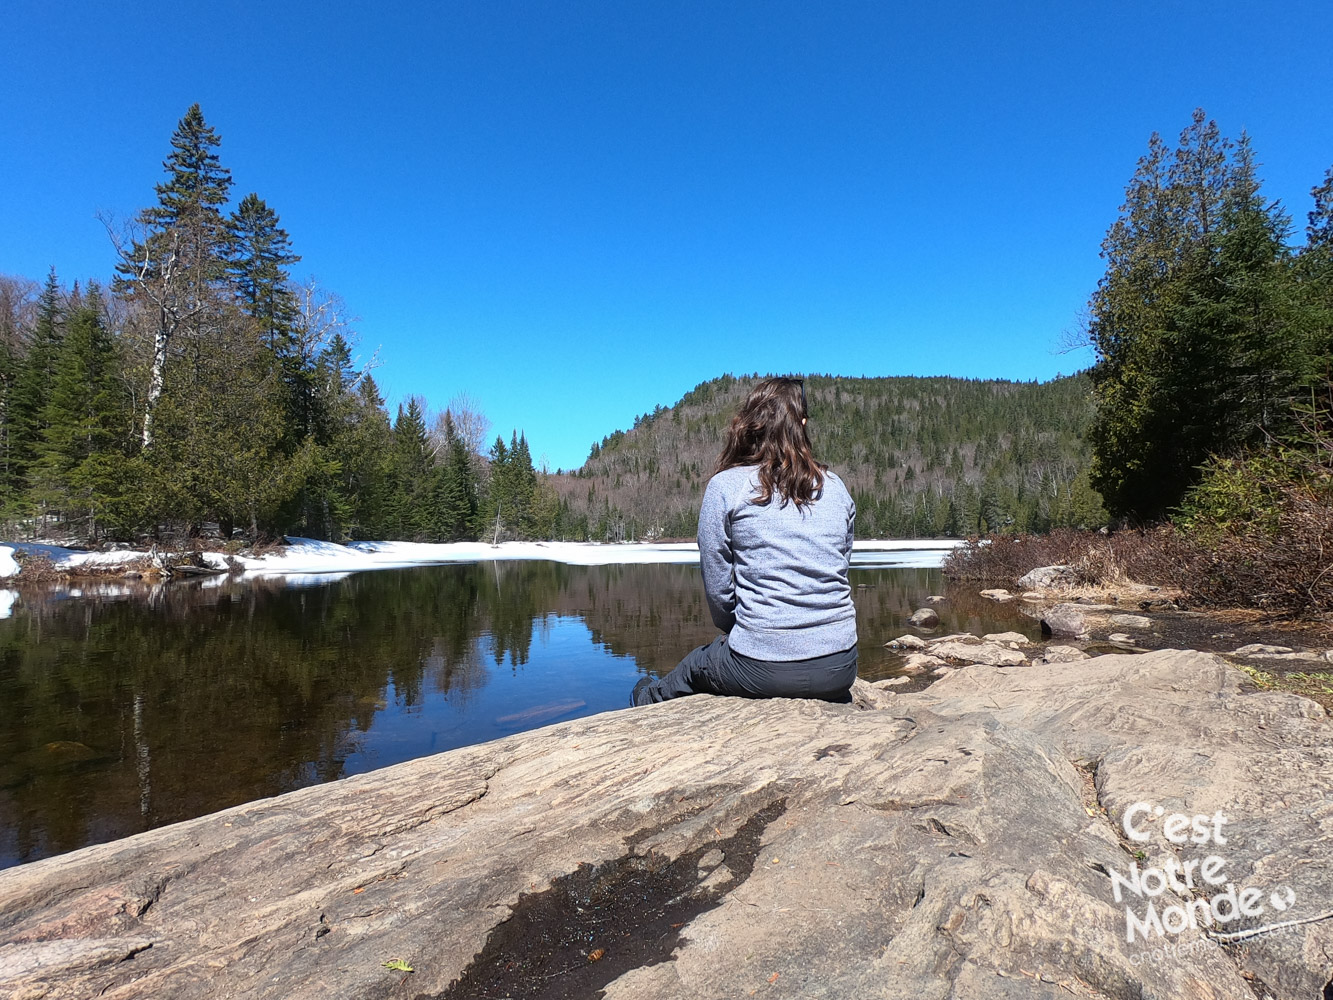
[707,465,760,488]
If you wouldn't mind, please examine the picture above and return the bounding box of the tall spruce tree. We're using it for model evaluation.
[31,285,131,538]
[229,193,300,353]
[8,269,65,502]
[114,104,233,449]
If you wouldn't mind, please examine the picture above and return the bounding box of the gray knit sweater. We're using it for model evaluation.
[697,464,857,660]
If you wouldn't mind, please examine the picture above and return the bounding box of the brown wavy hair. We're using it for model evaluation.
[714,376,827,508]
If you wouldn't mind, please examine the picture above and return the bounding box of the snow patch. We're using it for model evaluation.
[0,589,16,618]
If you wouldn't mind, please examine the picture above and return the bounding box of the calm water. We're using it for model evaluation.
[0,559,1038,868]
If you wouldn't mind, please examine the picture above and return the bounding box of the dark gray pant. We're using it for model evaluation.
[633,634,858,706]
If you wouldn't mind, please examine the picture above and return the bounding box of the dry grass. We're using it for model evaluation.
[943,527,1196,589]
[1234,663,1333,713]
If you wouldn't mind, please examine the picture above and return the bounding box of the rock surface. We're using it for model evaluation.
[1016,564,1079,589]
[931,639,1027,667]
[1032,644,1090,665]
[1109,614,1152,629]
[978,588,1014,601]
[2,651,1331,1000]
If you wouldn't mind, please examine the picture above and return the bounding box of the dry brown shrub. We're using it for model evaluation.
[1182,483,1333,615]
[13,555,62,583]
[943,526,1198,590]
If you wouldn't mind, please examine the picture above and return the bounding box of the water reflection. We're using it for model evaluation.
[0,561,1035,868]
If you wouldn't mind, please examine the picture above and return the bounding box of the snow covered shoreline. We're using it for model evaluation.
[0,536,965,586]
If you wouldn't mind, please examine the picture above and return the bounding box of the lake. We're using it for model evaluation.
[0,555,1040,869]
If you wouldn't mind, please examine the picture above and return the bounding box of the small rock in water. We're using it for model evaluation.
[929,633,979,644]
[885,634,929,650]
[982,631,1030,646]
[908,608,939,628]
[1110,614,1151,629]
[926,595,946,603]
[1107,633,1133,643]
[495,699,587,727]
[1041,604,1088,637]
[875,676,912,687]
[1020,591,1045,601]
[979,589,1014,601]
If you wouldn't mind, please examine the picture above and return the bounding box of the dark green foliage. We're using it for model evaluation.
[228,193,300,351]
[7,270,64,502]
[31,285,134,537]
[1087,111,1329,519]
[432,414,479,541]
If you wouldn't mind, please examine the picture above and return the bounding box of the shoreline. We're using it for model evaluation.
[0,536,967,584]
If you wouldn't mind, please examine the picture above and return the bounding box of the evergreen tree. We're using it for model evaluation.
[431,413,478,541]
[389,399,432,539]
[31,286,132,538]
[8,269,65,503]
[114,104,234,449]
[228,193,300,352]
[1087,111,1316,518]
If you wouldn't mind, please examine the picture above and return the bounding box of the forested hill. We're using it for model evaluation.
[549,373,1107,540]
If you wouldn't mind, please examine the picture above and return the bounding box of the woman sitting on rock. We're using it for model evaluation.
[632,376,858,706]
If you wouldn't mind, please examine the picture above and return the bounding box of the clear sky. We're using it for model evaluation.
[3,1,1331,471]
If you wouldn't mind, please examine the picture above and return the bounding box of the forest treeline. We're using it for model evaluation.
[0,105,561,544]
[550,372,1105,539]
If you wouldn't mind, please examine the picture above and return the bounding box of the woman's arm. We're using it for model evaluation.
[697,478,737,633]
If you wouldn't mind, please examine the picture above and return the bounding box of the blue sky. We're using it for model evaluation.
[3,1,1331,471]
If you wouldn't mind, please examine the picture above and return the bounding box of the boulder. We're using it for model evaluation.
[978,588,1014,601]
[1033,644,1090,664]
[2,651,1331,1000]
[1041,603,1088,637]
[1016,564,1079,589]
[884,634,929,650]
[907,608,939,628]
[931,640,1027,667]
[1233,643,1294,656]
[1109,614,1152,629]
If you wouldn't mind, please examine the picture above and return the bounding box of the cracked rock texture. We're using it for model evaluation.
[1,650,1331,999]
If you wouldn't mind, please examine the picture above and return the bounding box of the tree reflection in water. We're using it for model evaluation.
[0,562,1032,868]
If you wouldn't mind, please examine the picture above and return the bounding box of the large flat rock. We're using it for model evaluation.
[2,650,1331,999]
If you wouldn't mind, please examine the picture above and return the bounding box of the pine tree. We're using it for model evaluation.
[389,399,432,540]
[31,285,132,538]
[113,104,234,449]
[8,269,65,502]
[229,193,300,353]
[432,414,478,541]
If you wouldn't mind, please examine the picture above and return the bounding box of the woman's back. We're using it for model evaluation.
[699,464,857,661]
